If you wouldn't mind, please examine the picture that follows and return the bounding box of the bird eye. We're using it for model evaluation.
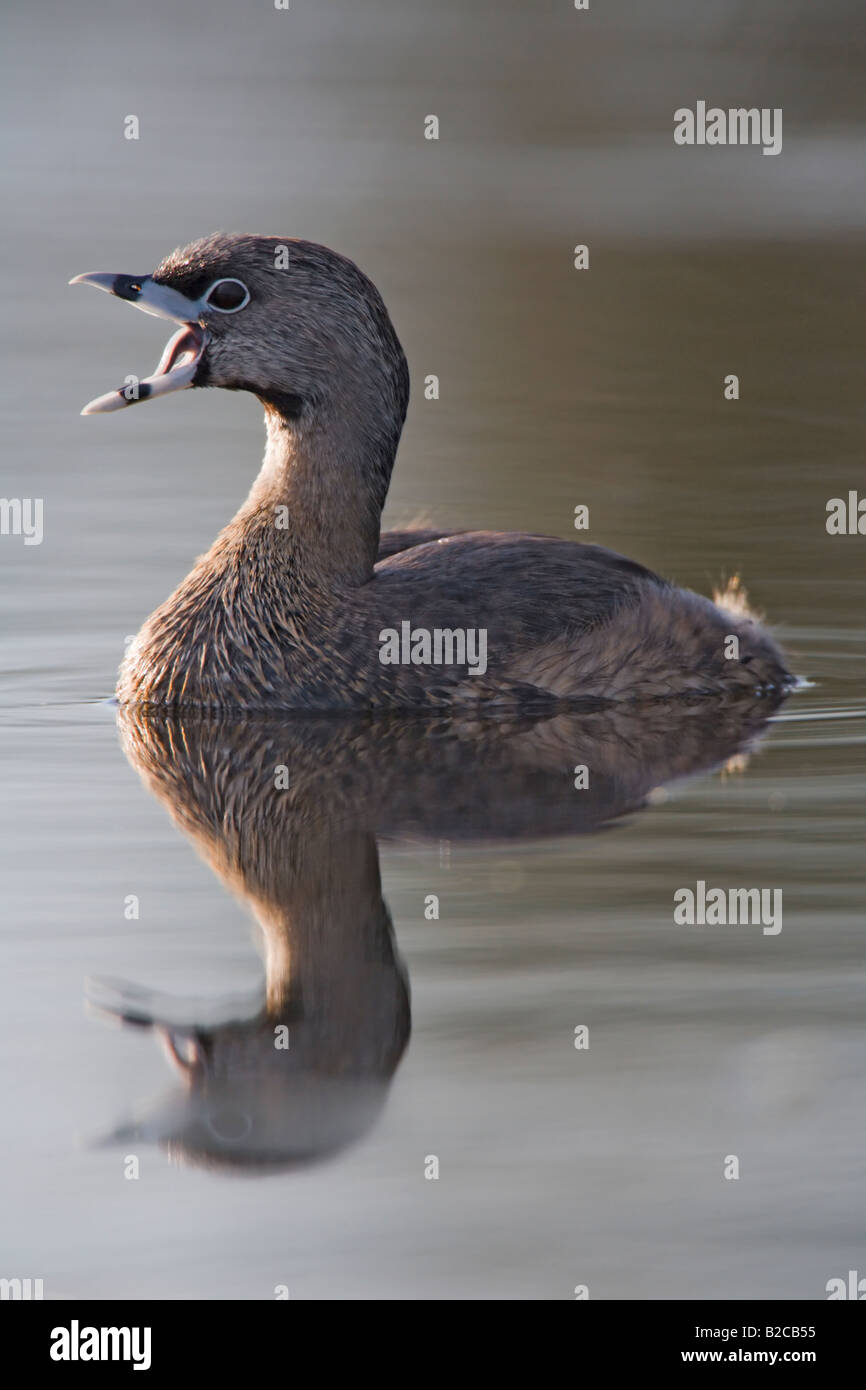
[205,278,250,312]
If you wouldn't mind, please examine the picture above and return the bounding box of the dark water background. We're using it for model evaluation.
[1,0,864,1297]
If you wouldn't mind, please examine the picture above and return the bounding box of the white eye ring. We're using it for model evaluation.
[204,278,250,313]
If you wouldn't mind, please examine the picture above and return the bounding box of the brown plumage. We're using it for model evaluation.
[95,694,784,1171]
[72,233,794,712]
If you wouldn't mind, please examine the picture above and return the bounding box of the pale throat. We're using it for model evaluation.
[237,402,395,589]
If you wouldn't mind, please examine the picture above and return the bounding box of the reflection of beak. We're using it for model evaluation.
[85,975,263,1033]
[69,271,207,415]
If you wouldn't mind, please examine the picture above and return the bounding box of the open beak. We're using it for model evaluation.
[69,272,207,415]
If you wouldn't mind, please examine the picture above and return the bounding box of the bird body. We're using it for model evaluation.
[72,233,793,712]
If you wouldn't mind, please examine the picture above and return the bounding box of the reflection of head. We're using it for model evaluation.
[149,1073,398,1176]
[93,880,409,1173]
[99,696,785,1173]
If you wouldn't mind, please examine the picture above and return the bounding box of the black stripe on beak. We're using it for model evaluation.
[112,274,151,302]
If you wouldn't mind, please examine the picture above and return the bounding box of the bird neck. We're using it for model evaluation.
[238,400,399,589]
[247,825,398,1016]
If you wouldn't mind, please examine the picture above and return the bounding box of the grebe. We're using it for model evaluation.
[72,233,792,712]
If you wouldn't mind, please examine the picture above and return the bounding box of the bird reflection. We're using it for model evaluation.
[91,693,787,1173]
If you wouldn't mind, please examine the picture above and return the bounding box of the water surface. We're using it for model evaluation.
[1,0,864,1299]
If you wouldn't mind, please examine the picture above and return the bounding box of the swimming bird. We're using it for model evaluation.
[71,233,793,712]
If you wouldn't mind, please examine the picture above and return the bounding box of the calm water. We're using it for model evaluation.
[1,0,864,1299]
